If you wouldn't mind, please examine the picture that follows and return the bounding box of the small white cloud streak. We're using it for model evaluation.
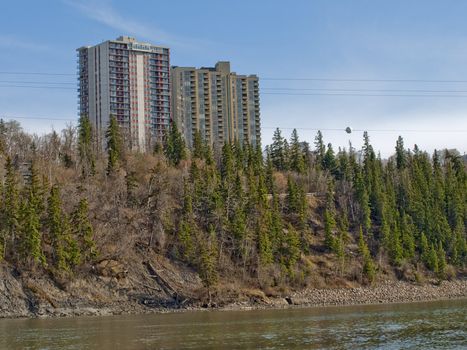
[0,34,49,51]
[63,0,204,49]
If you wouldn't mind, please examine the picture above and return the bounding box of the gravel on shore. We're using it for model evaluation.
[284,279,467,307]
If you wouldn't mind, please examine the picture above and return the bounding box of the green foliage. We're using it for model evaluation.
[77,115,95,177]
[271,128,287,171]
[198,226,218,289]
[358,227,376,283]
[46,185,79,271]
[106,115,123,174]
[289,129,305,173]
[71,198,97,263]
[164,121,186,166]
[192,129,205,160]
[426,243,439,273]
[1,157,19,260]
[324,209,336,252]
[437,242,447,279]
[0,120,466,290]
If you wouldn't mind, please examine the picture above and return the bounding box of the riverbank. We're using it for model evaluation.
[271,279,467,308]
[1,269,466,318]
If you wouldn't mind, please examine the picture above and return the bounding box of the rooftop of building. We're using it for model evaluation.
[76,36,169,51]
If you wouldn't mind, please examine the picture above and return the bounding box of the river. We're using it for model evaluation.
[0,299,465,349]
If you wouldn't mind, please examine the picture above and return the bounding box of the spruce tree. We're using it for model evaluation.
[106,115,123,175]
[289,129,305,173]
[314,130,326,168]
[71,198,96,262]
[358,227,376,283]
[192,129,205,160]
[437,242,447,279]
[77,115,95,177]
[426,243,439,273]
[164,121,186,166]
[395,136,407,170]
[46,185,77,271]
[199,226,218,294]
[324,209,336,252]
[270,128,286,170]
[19,161,45,266]
[2,157,19,260]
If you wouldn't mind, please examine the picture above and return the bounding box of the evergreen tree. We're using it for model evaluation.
[1,157,19,260]
[77,115,95,177]
[323,143,338,175]
[426,243,439,273]
[198,226,219,293]
[395,136,407,170]
[358,227,376,283]
[289,129,305,173]
[19,161,45,266]
[192,129,205,160]
[314,130,326,168]
[19,199,44,266]
[437,242,447,279]
[324,209,336,252]
[46,185,77,271]
[257,211,274,266]
[71,198,96,262]
[106,115,123,174]
[164,121,186,166]
[270,128,286,170]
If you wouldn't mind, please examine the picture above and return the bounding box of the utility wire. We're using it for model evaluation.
[4,85,467,98]
[1,115,76,122]
[2,71,467,83]
[262,92,467,98]
[0,71,75,76]
[262,77,467,83]
[0,80,76,85]
[0,85,75,90]
[262,87,467,93]
[261,126,467,133]
[2,116,466,134]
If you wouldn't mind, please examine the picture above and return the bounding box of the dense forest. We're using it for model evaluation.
[0,117,465,297]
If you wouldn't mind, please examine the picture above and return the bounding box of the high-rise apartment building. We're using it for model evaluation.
[171,62,260,148]
[77,36,170,151]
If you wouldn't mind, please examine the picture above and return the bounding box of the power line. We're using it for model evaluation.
[1,115,76,122]
[262,77,467,83]
[1,116,466,134]
[4,85,467,98]
[0,85,75,90]
[262,87,467,93]
[262,92,467,98]
[1,70,467,83]
[261,126,467,133]
[0,80,75,85]
[0,71,74,76]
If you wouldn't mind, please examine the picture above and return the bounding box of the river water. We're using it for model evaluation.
[0,299,465,349]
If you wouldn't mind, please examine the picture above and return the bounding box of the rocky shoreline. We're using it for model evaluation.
[283,279,467,307]
[1,277,466,319]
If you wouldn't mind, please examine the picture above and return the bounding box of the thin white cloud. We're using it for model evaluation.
[63,0,203,49]
[0,34,49,51]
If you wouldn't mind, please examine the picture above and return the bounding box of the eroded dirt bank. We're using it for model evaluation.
[1,258,466,319]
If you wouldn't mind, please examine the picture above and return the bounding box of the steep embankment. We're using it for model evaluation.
[1,254,466,318]
[0,251,204,318]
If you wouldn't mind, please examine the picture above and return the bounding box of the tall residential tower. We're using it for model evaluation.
[77,36,170,151]
[171,62,261,148]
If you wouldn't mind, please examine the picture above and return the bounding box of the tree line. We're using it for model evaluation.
[0,117,465,290]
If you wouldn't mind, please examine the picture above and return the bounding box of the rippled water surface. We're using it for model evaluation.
[0,299,466,349]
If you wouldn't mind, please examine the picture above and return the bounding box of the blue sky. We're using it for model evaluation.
[1,0,466,156]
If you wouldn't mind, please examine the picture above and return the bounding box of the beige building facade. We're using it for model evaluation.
[171,62,260,148]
